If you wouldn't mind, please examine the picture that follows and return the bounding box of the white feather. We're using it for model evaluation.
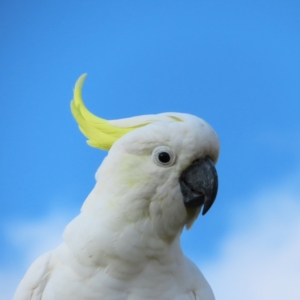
[14,113,219,300]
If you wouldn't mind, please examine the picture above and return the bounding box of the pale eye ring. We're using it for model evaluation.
[152,146,176,167]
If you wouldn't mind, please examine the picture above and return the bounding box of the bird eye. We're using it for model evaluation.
[158,152,170,163]
[152,146,176,167]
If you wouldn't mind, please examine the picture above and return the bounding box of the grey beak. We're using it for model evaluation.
[179,157,218,215]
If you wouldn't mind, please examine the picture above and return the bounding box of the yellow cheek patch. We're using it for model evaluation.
[120,156,152,188]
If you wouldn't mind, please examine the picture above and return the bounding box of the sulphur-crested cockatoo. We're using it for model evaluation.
[14,74,220,300]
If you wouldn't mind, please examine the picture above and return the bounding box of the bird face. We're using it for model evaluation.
[97,113,219,234]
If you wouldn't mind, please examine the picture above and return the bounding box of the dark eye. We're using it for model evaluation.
[158,152,171,163]
[152,146,176,167]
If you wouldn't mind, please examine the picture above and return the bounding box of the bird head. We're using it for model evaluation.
[71,74,220,239]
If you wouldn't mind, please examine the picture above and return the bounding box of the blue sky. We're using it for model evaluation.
[1,1,300,299]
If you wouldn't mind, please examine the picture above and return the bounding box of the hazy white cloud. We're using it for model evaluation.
[202,178,300,300]
[7,211,74,266]
[0,271,22,300]
[1,211,74,300]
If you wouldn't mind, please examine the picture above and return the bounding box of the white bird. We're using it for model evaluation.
[14,74,220,300]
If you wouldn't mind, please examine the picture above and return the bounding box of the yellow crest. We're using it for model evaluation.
[71,74,148,150]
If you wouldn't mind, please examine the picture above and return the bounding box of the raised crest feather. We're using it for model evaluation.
[70,74,146,150]
[70,74,184,150]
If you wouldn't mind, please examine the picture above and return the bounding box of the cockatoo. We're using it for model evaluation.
[14,74,220,300]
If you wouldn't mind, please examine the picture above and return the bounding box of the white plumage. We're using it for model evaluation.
[14,76,220,300]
